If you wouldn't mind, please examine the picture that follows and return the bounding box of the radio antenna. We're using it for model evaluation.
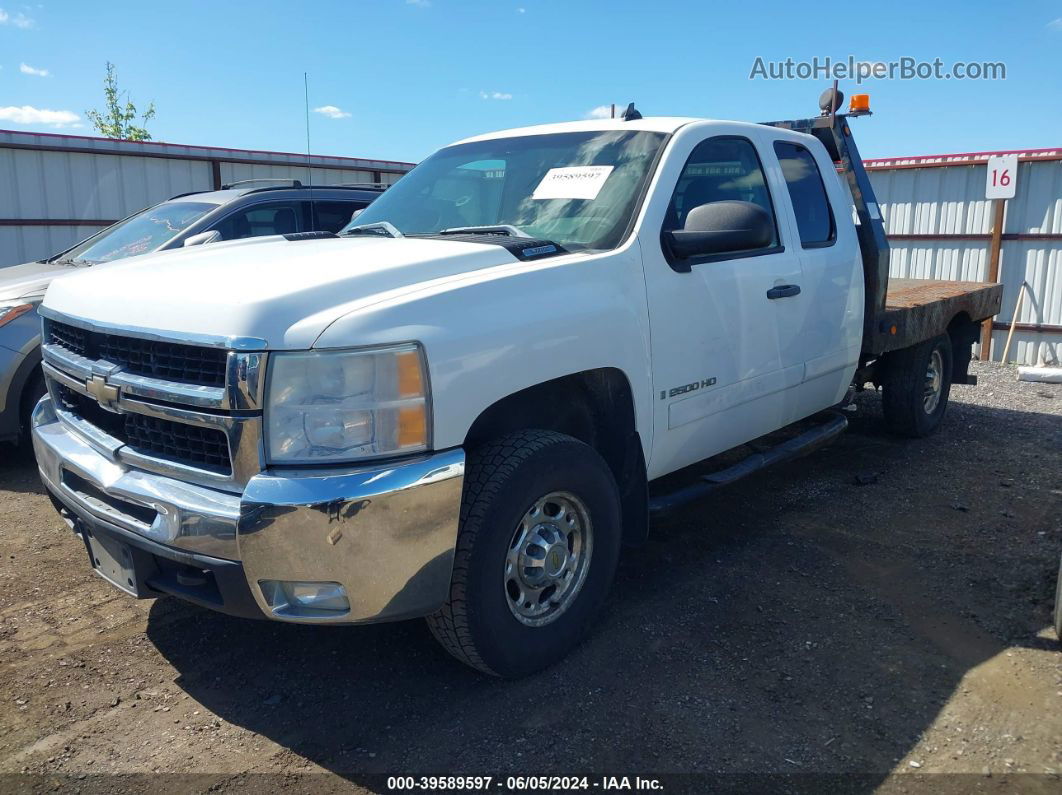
[304,72,314,219]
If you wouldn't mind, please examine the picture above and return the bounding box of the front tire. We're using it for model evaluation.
[881,334,953,438]
[427,430,621,677]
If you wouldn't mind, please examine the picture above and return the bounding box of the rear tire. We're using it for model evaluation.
[881,334,953,438]
[427,430,621,677]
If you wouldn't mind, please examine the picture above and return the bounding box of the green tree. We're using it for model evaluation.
[85,62,156,141]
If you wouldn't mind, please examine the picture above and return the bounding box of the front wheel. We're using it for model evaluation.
[881,334,954,438]
[427,430,621,677]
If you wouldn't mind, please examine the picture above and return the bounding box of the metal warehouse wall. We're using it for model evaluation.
[866,149,1061,366]
[0,129,414,267]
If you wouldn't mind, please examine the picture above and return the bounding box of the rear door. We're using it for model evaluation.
[641,127,809,478]
[769,138,863,415]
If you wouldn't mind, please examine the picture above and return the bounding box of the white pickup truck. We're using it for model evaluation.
[32,91,1002,677]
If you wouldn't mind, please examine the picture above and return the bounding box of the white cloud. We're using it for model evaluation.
[313,105,351,119]
[517,6,526,12]
[585,105,615,119]
[480,90,513,100]
[406,0,431,7]
[19,62,49,77]
[1048,17,1062,30]
[0,105,81,127]
[0,8,35,27]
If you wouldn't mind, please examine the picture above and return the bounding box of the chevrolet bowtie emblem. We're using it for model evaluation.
[86,375,120,410]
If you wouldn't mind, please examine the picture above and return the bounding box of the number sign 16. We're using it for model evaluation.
[985,154,1018,199]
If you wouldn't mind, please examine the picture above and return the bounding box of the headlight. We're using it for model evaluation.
[265,344,430,464]
[0,303,33,328]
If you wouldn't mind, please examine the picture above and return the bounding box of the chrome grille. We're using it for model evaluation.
[40,311,267,489]
[49,321,228,387]
[124,414,231,474]
[56,384,232,476]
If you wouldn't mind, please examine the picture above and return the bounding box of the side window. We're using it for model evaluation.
[213,202,302,241]
[773,141,836,247]
[312,200,367,233]
[663,136,778,249]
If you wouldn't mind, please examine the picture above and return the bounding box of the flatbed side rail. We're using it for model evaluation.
[761,113,890,351]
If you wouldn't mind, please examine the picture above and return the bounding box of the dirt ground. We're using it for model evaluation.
[0,361,1059,793]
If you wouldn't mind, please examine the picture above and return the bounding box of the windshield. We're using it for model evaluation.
[342,130,667,252]
[59,201,217,264]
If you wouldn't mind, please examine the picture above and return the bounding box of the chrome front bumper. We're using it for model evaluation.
[32,396,466,624]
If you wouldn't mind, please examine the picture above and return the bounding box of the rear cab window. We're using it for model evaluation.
[772,141,836,247]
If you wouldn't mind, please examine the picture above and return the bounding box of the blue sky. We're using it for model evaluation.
[1,0,1060,163]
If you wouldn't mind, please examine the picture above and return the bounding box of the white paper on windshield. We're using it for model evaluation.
[532,166,614,200]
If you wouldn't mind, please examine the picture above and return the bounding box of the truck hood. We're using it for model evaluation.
[42,235,521,349]
[0,260,78,303]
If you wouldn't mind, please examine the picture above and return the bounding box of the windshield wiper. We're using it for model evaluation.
[342,221,404,239]
[439,225,532,238]
[49,257,91,267]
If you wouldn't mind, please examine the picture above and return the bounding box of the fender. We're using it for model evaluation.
[313,244,656,460]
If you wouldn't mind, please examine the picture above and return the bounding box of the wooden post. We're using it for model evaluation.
[980,198,1006,359]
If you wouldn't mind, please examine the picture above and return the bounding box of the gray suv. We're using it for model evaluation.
[0,182,384,446]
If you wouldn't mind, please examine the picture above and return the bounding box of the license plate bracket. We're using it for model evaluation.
[81,523,142,597]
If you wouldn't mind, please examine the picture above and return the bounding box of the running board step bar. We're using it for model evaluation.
[647,412,848,519]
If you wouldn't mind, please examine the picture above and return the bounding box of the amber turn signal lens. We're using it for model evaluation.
[397,406,427,448]
[396,350,424,398]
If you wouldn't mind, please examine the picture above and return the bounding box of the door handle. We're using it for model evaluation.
[766,284,801,299]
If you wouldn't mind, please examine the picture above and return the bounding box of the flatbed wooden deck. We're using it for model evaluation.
[868,278,1004,354]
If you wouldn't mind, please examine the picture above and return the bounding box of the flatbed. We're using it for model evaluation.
[872,278,1004,355]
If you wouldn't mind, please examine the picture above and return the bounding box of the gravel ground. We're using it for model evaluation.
[0,361,1059,793]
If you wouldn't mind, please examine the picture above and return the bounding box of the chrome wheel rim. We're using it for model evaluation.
[505,491,593,627]
[923,349,944,414]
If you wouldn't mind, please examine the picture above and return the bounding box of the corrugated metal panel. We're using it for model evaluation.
[1005,160,1062,235]
[0,148,209,220]
[888,241,988,282]
[873,163,996,235]
[0,224,104,267]
[218,162,375,187]
[870,158,1062,366]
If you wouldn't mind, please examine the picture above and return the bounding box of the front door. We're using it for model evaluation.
[641,129,808,478]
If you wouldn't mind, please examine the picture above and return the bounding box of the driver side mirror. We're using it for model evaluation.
[183,230,222,247]
[663,200,773,266]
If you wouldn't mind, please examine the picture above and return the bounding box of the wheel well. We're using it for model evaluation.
[463,368,648,545]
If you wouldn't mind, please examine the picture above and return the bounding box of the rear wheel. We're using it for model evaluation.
[881,334,953,438]
[427,430,621,677]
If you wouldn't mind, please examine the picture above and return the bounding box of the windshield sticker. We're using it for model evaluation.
[532,166,615,201]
